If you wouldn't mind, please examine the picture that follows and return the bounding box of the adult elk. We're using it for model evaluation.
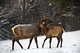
[40,16,64,48]
[11,24,41,50]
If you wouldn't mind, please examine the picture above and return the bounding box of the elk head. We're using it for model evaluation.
[41,16,52,25]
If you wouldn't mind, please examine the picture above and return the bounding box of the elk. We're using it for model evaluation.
[39,16,64,48]
[11,24,41,50]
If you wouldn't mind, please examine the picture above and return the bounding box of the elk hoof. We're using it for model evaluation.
[49,47,51,48]
[56,46,58,48]
[42,46,44,48]
[37,47,39,48]
[12,48,14,50]
[60,46,62,48]
[21,47,23,49]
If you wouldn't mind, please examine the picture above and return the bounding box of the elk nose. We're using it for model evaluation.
[50,21,53,24]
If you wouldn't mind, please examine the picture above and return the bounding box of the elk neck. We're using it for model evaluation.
[39,23,48,35]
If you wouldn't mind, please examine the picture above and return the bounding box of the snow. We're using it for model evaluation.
[0,30,80,53]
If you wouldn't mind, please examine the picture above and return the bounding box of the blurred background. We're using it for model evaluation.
[0,0,80,40]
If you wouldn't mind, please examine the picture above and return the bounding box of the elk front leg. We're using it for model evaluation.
[42,38,47,48]
[34,37,39,48]
[49,38,52,48]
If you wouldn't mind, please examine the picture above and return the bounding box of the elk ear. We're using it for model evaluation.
[43,21,46,24]
[41,16,47,21]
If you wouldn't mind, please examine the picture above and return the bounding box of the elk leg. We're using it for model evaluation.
[16,40,23,49]
[12,38,15,50]
[57,37,60,48]
[42,38,47,48]
[49,38,52,48]
[60,37,63,47]
[34,37,39,48]
[27,37,33,49]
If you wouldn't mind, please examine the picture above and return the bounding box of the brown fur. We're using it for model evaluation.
[40,17,64,48]
[11,24,41,50]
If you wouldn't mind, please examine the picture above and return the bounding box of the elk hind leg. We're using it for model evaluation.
[56,37,60,48]
[27,37,33,49]
[12,38,15,50]
[16,40,23,49]
[60,37,63,47]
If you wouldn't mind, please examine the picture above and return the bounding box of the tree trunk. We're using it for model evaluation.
[22,0,25,21]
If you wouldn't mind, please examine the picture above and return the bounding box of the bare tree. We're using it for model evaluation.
[22,0,25,21]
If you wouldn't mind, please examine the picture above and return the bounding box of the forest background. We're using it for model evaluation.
[0,0,80,40]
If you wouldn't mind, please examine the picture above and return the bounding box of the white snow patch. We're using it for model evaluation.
[0,30,80,53]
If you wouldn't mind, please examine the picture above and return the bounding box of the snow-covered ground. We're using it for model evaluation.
[0,30,80,53]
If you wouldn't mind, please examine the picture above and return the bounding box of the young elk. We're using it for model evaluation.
[40,16,64,48]
[11,24,41,50]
